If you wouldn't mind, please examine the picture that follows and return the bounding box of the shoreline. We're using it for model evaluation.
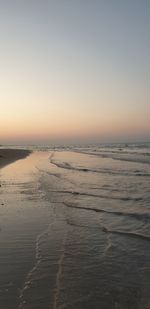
[0,149,31,169]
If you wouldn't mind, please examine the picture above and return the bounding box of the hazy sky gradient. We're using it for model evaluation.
[0,0,150,144]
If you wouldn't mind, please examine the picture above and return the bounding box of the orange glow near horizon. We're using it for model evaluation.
[1,105,149,144]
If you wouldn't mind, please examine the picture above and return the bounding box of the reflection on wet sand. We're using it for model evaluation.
[0,150,150,309]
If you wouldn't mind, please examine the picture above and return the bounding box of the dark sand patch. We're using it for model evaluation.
[0,149,31,169]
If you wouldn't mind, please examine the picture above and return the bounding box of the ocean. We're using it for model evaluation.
[0,143,150,308]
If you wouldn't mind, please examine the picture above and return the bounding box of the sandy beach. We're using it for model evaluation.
[0,149,31,169]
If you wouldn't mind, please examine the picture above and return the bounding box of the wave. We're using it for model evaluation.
[66,216,150,242]
[102,226,150,242]
[50,158,150,177]
[50,158,89,172]
[63,201,150,222]
[49,189,144,202]
[75,148,150,156]
[73,150,150,165]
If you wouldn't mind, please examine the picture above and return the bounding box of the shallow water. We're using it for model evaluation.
[0,146,150,308]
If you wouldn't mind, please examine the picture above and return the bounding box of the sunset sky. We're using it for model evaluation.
[0,0,150,145]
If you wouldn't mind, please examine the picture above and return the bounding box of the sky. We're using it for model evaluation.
[0,0,150,145]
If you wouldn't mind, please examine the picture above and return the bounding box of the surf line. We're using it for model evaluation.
[53,232,67,309]
[18,223,53,308]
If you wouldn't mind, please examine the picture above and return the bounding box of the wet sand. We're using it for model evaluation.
[0,150,149,308]
[0,149,31,169]
[0,151,53,309]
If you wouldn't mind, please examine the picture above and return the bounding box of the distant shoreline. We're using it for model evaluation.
[0,149,31,169]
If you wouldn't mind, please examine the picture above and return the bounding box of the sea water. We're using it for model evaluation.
[0,143,150,308]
